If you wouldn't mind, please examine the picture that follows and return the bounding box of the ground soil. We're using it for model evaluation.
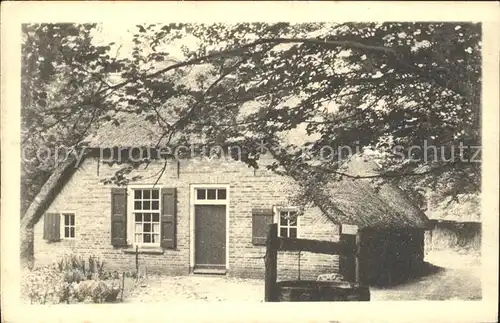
[125,249,481,302]
[370,249,481,301]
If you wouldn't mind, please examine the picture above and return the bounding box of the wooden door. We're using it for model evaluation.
[339,233,357,282]
[194,205,226,269]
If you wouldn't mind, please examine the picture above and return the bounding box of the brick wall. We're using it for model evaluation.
[34,155,340,279]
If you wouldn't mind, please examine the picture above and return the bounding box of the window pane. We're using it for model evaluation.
[152,189,159,199]
[152,234,159,243]
[64,227,70,238]
[289,216,297,226]
[197,189,206,200]
[280,212,288,226]
[143,201,151,210]
[64,214,69,225]
[134,201,142,210]
[280,228,288,237]
[207,189,216,200]
[152,213,159,222]
[70,227,75,238]
[143,223,151,233]
[152,201,159,210]
[153,223,160,233]
[135,223,142,233]
[143,234,151,243]
[143,190,150,199]
[134,190,142,199]
[135,213,142,222]
[217,189,227,200]
[144,213,151,221]
[289,228,297,238]
[135,234,142,243]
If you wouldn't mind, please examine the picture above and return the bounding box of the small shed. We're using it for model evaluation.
[424,193,481,252]
[312,155,430,286]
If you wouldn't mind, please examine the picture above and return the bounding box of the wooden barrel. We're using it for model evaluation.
[275,280,370,302]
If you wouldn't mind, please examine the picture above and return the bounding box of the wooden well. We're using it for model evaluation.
[264,223,370,302]
[275,280,370,302]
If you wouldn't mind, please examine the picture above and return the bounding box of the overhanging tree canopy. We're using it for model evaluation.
[21,23,116,213]
[23,22,482,213]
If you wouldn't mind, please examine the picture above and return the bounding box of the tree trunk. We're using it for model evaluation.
[20,225,34,268]
[20,154,78,266]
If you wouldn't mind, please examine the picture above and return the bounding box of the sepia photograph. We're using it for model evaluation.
[2,2,499,323]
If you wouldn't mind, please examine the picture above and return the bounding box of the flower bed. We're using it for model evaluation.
[21,255,134,304]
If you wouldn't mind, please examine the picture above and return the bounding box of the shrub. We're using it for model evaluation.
[57,280,121,304]
[56,255,107,280]
[63,268,86,284]
[100,270,121,280]
[23,255,124,304]
[22,265,62,304]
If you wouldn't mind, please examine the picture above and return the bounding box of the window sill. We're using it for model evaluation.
[123,247,164,255]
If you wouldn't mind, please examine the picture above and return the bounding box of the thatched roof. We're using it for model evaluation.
[27,111,428,234]
[313,155,430,230]
[85,64,211,148]
[426,193,480,223]
[85,111,176,148]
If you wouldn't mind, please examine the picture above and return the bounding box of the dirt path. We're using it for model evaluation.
[125,275,264,302]
[125,250,481,302]
[371,250,481,301]
[370,267,481,301]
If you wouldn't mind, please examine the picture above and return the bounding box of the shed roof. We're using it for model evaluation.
[313,155,430,230]
[426,193,480,223]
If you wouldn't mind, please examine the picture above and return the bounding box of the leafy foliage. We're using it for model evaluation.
[22,22,481,212]
[22,255,123,304]
[110,22,481,200]
[21,23,116,213]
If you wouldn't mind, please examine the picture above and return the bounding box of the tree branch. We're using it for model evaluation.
[99,37,396,97]
[315,161,476,180]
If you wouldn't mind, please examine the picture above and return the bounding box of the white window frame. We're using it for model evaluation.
[273,206,300,238]
[60,212,76,240]
[193,186,228,205]
[126,184,163,247]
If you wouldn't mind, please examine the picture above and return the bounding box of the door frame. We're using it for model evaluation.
[189,184,230,271]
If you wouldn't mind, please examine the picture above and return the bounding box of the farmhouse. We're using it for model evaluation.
[22,113,430,286]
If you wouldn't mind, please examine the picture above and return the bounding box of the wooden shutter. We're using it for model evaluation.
[252,208,274,245]
[111,188,127,246]
[43,213,60,242]
[161,188,176,249]
[43,213,51,240]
